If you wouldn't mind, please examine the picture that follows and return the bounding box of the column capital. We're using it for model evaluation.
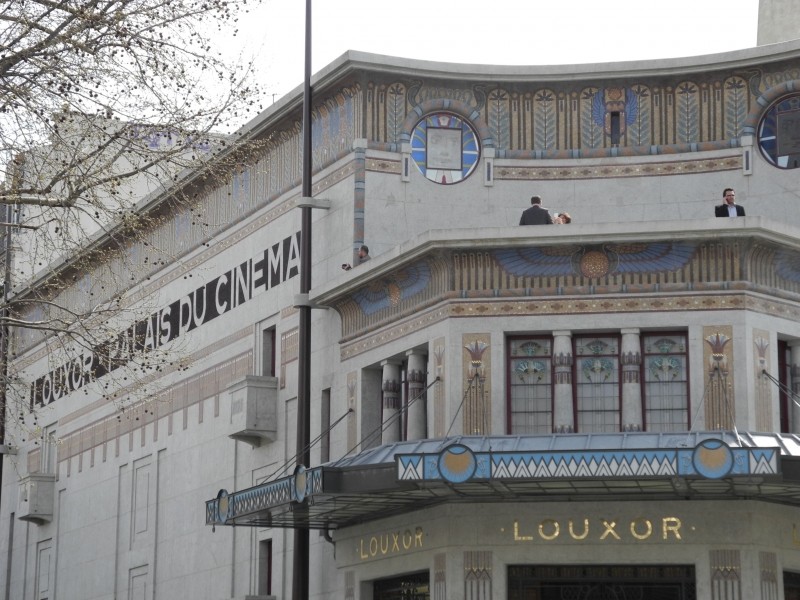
[552,330,572,338]
[621,328,641,336]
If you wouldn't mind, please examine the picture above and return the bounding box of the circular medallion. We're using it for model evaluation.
[438,444,477,483]
[692,439,734,479]
[410,112,480,184]
[757,93,800,169]
[293,465,308,502]
[216,489,230,523]
[580,250,611,278]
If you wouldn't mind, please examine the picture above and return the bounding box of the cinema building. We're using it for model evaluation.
[6,10,800,600]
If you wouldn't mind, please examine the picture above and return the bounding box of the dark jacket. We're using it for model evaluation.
[715,204,745,217]
[519,205,554,225]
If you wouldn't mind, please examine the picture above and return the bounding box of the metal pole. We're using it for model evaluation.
[292,1,312,600]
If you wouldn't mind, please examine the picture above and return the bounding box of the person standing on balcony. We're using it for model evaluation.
[715,188,745,217]
[342,245,371,270]
[519,195,554,225]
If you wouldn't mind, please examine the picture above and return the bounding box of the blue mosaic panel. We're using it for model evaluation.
[206,467,323,525]
[396,440,779,483]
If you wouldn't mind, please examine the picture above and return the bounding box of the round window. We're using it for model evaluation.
[410,112,480,184]
[757,93,800,169]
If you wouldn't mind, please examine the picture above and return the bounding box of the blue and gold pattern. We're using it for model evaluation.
[206,467,323,525]
[438,444,477,483]
[396,441,778,483]
[352,261,431,316]
[410,112,480,184]
[493,242,697,279]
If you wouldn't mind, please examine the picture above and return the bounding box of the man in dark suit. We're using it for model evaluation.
[715,188,745,217]
[519,195,554,225]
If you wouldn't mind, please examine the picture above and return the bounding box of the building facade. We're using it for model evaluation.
[3,21,800,600]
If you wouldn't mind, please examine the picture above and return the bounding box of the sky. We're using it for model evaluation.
[230,0,761,103]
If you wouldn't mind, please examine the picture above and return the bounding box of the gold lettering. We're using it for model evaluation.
[514,520,534,541]
[358,527,425,561]
[538,519,560,541]
[630,518,653,540]
[600,520,621,540]
[662,517,682,540]
[568,518,589,540]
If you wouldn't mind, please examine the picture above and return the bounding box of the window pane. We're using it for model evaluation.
[575,336,620,433]
[643,333,688,432]
[508,338,553,434]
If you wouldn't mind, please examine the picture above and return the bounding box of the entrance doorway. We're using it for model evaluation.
[373,571,430,600]
[786,571,800,600]
[508,565,696,600]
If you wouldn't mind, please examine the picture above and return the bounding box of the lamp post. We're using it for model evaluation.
[292,2,312,600]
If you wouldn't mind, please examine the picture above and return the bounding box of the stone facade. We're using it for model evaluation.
[3,35,800,600]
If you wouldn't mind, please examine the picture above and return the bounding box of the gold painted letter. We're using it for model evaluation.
[662,517,682,540]
[568,519,590,540]
[538,519,560,541]
[600,520,621,540]
[514,520,533,541]
[630,518,653,540]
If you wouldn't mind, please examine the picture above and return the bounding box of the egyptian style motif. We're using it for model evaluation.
[710,549,742,600]
[396,439,779,483]
[463,335,491,435]
[351,261,432,316]
[493,242,696,279]
[704,327,735,430]
[433,339,446,438]
[368,69,800,156]
[759,552,778,600]
[434,553,447,600]
[753,330,773,432]
[464,551,492,600]
[332,236,800,343]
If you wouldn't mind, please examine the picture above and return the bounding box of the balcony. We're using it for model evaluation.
[17,473,56,524]
[226,375,278,447]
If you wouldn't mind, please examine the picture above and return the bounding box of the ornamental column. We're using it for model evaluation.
[552,331,574,432]
[621,328,643,431]
[381,360,402,444]
[406,350,427,441]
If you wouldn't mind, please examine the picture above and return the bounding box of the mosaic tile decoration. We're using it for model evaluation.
[396,439,779,483]
[207,466,323,525]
